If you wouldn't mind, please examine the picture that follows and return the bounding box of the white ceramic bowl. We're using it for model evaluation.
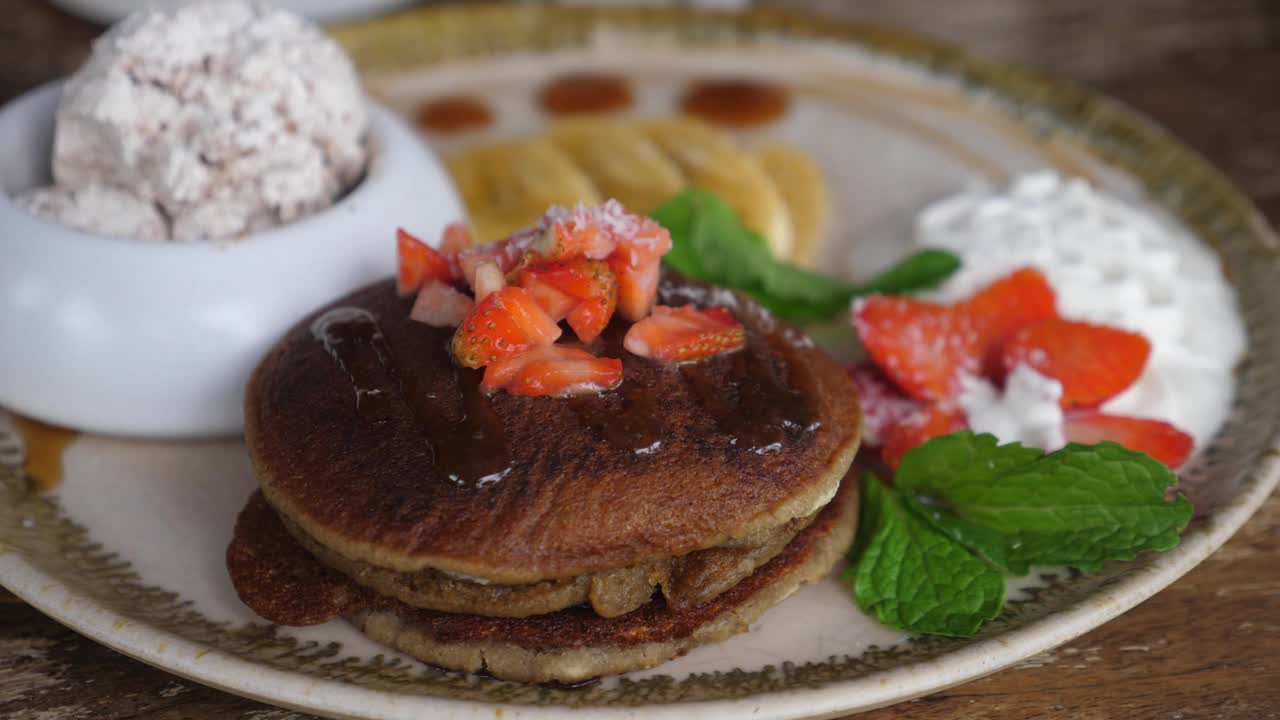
[0,81,464,438]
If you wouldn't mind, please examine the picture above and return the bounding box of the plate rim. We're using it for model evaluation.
[5,4,1280,718]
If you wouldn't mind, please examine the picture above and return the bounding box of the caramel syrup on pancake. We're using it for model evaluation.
[11,415,77,492]
[568,380,664,455]
[311,308,397,422]
[313,307,512,487]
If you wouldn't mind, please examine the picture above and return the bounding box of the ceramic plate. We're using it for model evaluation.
[3,6,1279,719]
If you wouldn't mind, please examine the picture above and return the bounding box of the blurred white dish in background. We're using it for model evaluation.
[48,0,421,25]
[0,82,464,438]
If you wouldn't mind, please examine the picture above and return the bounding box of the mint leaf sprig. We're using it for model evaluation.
[651,188,960,322]
[849,432,1193,637]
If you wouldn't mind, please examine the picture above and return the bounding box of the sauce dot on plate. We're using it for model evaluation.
[681,79,790,129]
[539,73,633,115]
[417,95,494,134]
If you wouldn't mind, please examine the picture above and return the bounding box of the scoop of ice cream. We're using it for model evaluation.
[49,0,367,241]
[15,185,168,241]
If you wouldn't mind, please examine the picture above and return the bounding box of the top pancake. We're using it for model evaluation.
[246,276,861,584]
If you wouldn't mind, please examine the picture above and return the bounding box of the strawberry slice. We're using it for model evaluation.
[1003,318,1151,408]
[397,228,454,295]
[961,268,1057,376]
[1063,411,1193,468]
[847,364,925,446]
[519,274,577,321]
[482,345,623,397]
[624,305,745,363]
[452,287,561,368]
[880,403,966,469]
[532,213,616,261]
[410,280,474,328]
[610,253,662,322]
[520,258,618,342]
[472,261,506,301]
[456,228,539,289]
[853,296,981,403]
[439,222,473,256]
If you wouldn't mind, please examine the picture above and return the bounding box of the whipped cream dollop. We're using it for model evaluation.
[16,0,367,241]
[915,171,1246,450]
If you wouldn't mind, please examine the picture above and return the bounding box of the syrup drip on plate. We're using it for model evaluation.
[11,415,77,492]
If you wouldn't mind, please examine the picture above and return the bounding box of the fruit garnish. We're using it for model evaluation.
[456,228,539,288]
[879,402,966,469]
[610,253,662,322]
[1062,411,1193,468]
[410,280,474,328]
[519,258,618,342]
[482,344,623,397]
[519,273,578,321]
[623,305,746,363]
[452,287,561,368]
[439,222,473,256]
[472,261,506,301]
[531,209,616,260]
[853,296,981,403]
[397,228,454,295]
[1002,318,1151,408]
[963,268,1058,376]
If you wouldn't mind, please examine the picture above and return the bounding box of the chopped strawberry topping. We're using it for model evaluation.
[1063,411,1193,468]
[519,258,619,342]
[472,261,506,301]
[532,214,616,261]
[452,287,561,368]
[847,364,925,444]
[456,228,539,289]
[519,274,578,321]
[1003,318,1151,408]
[397,228,454,295]
[410,280,474,328]
[439,222,473,256]
[611,253,662,322]
[624,305,745,363]
[482,345,623,397]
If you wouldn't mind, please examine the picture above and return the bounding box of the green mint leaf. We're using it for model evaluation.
[848,474,1006,637]
[651,189,961,322]
[850,248,962,298]
[897,433,1194,574]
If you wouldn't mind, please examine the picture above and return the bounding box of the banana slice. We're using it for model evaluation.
[549,116,686,215]
[753,142,830,266]
[447,139,600,243]
[640,116,793,258]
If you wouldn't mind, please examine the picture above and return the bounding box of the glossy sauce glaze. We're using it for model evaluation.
[311,282,821,485]
[680,79,790,129]
[538,73,633,115]
[313,307,512,488]
[11,415,78,492]
[416,95,494,134]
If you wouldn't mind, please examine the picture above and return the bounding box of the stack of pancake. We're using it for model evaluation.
[227,276,862,682]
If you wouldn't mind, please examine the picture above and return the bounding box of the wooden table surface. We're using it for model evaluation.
[2,1,1279,718]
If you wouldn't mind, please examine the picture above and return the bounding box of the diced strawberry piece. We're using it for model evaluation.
[1063,411,1194,468]
[853,295,981,403]
[472,261,506,301]
[482,345,622,397]
[409,280,474,328]
[961,268,1057,376]
[440,222,473,256]
[519,274,578,321]
[520,258,618,342]
[452,287,561,368]
[1003,318,1151,408]
[397,228,454,295]
[624,304,746,363]
[880,403,966,469]
[531,216,616,261]
[610,253,661,322]
[457,228,539,288]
